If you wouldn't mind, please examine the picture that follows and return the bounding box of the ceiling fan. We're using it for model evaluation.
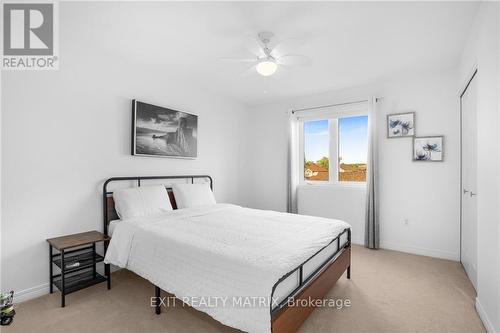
[220,31,310,77]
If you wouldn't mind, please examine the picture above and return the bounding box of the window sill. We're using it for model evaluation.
[298,182,367,190]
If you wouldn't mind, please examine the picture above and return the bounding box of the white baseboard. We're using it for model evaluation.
[476,297,497,333]
[13,265,119,304]
[14,283,49,304]
[379,241,459,261]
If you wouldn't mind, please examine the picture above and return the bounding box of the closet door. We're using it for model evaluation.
[460,71,477,289]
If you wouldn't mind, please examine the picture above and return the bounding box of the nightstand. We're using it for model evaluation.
[46,231,111,307]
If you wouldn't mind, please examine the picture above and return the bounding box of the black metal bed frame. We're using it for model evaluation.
[270,228,350,317]
[102,175,350,319]
[103,174,212,304]
[103,175,213,235]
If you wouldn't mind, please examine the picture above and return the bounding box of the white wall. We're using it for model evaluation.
[0,69,2,293]
[243,68,460,260]
[298,186,366,244]
[1,3,493,317]
[459,3,500,333]
[0,17,250,301]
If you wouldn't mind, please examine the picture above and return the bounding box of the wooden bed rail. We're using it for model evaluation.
[271,246,351,333]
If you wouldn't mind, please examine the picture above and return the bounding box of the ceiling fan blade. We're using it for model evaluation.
[270,35,309,57]
[219,57,257,63]
[245,36,267,58]
[277,54,311,67]
[269,65,288,80]
[240,65,258,77]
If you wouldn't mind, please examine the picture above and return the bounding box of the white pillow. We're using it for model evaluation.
[172,183,216,209]
[113,185,173,219]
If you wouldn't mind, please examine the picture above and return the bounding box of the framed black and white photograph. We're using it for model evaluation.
[132,100,198,158]
[387,112,415,138]
[413,136,444,162]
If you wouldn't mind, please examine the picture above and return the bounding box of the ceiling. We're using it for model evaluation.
[65,1,479,106]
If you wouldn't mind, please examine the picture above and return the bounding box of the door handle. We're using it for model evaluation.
[470,192,477,197]
[463,189,469,194]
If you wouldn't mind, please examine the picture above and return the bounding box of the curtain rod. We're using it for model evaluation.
[291,97,382,114]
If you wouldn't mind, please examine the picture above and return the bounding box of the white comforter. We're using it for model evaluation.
[104,204,350,333]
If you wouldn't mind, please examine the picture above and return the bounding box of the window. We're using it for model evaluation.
[338,116,368,182]
[304,120,329,181]
[298,103,368,185]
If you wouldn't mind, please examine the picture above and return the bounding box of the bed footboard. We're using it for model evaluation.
[270,228,351,333]
[271,246,350,333]
[149,223,351,333]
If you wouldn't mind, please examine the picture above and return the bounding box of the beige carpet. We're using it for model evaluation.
[4,245,485,333]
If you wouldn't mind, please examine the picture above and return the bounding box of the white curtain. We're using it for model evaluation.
[287,111,299,213]
[365,97,380,249]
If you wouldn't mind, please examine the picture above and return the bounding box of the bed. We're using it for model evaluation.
[102,175,351,333]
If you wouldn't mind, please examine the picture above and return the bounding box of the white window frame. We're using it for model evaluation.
[296,102,368,188]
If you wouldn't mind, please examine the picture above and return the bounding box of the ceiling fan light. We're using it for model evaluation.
[256,60,277,76]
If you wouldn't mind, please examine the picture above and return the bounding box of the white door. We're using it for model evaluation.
[460,71,477,289]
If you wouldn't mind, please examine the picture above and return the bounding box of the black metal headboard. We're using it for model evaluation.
[102,175,213,236]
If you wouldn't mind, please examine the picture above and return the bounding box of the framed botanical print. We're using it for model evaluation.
[387,112,415,138]
[413,136,444,162]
